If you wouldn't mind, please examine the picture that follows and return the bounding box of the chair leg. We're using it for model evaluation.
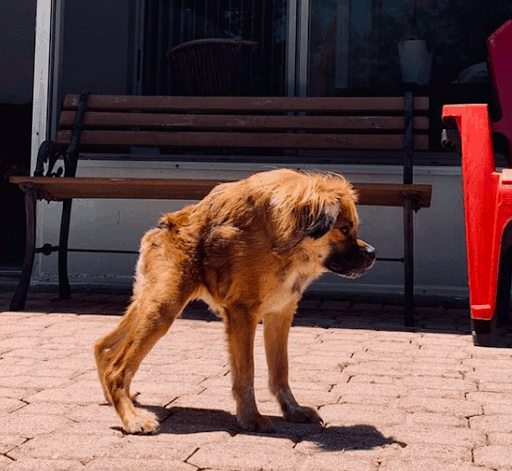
[496,246,512,326]
[58,199,72,299]
[10,187,37,311]
[471,317,497,347]
[403,194,414,327]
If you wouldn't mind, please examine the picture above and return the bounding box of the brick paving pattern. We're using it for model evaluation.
[0,289,512,470]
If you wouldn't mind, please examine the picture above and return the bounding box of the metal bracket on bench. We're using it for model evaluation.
[34,140,66,177]
[404,91,414,185]
[37,243,139,256]
[403,192,416,327]
[64,89,90,177]
[404,191,422,212]
[33,90,90,178]
[377,257,405,263]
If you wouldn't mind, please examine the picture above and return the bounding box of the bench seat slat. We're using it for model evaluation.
[9,176,432,208]
[57,130,429,151]
[59,111,430,132]
[63,95,430,113]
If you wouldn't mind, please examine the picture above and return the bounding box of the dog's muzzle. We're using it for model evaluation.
[325,241,376,279]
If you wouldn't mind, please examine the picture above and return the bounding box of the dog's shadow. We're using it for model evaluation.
[116,404,406,452]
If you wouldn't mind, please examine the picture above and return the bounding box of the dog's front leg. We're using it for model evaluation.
[264,304,323,425]
[225,307,274,433]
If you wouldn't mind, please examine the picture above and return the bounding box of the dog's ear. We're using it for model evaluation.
[305,209,337,239]
[298,203,339,240]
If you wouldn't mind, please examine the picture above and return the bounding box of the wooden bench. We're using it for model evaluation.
[9,91,432,325]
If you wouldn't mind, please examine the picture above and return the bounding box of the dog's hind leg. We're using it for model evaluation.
[94,303,136,404]
[101,296,186,434]
[264,302,323,425]
[224,306,275,433]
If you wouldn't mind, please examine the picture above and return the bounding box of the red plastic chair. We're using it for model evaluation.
[440,20,512,346]
[443,104,512,345]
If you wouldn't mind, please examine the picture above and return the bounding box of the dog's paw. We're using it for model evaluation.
[238,413,275,433]
[284,405,323,425]
[123,413,159,435]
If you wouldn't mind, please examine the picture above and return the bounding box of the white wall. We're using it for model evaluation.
[32,162,469,299]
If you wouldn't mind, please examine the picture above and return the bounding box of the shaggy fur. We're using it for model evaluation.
[94,168,376,434]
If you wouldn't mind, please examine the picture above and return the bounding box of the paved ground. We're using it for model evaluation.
[1,288,512,470]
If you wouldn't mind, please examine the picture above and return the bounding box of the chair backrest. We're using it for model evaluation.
[488,20,512,158]
[167,39,258,96]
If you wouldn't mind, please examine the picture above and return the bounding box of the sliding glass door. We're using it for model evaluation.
[135,0,440,98]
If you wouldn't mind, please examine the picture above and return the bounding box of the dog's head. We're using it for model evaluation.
[268,169,376,279]
[206,169,375,279]
[320,218,376,279]
[302,198,375,279]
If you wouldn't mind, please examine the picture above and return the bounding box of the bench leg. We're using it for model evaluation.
[58,199,72,299]
[403,194,414,327]
[10,187,37,311]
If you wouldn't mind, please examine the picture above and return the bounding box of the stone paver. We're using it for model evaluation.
[1,289,512,470]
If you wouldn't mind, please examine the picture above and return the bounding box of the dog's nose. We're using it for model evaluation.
[364,244,376,260]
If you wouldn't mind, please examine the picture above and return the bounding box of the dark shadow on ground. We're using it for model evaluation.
[2,287,512,345]
[113,404,406,453]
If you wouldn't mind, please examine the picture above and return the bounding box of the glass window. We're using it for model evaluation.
[142,0,287,96]
[308,0,512,161]
[309,0,512,95]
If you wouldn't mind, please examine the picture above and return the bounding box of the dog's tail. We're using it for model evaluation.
[132,249,144,298]
[132,227,158,298]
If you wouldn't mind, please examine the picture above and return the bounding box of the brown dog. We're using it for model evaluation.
[94,169,375,434]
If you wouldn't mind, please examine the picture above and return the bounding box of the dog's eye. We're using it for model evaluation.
[340,226,350,236]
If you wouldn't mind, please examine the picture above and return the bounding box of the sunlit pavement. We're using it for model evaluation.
[1,290,512,470]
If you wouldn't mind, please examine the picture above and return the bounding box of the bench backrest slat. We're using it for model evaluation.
[59,111,429,132]
[63,95,429,113]
[57,130,429,151]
